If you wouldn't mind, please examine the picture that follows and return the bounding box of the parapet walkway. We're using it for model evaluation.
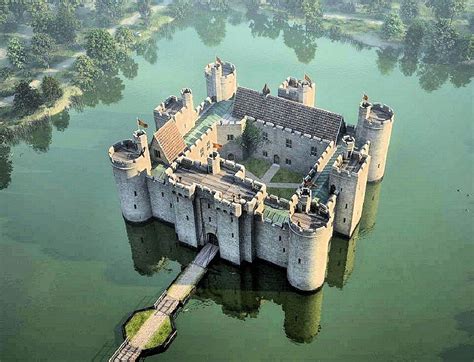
[110,243,219,361]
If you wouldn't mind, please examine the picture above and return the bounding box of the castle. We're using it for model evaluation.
[108,58,394,292]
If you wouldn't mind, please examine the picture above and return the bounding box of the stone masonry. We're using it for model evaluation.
[108,58,395,292]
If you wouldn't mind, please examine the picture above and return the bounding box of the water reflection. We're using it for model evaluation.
[124,177,384,343]
[126,221,324,343]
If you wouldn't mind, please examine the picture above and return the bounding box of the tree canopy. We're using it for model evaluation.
[381,13,404,39]
[41,76,63,105]
[7,38,27,69]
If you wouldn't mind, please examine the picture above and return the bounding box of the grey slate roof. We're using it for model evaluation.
[232,86,344,142]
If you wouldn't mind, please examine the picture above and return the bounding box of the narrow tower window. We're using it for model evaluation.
[134,191,137,197]
[134,204,137,209]
[310,146,317,156]
[298,258,301,264]
[286,139,292,148]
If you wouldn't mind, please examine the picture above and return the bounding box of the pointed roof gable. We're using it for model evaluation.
[153,121,186,163]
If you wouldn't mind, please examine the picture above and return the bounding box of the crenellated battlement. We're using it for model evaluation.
[108,59,395,292]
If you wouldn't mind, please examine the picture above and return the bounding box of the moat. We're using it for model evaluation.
[1,15,473,362]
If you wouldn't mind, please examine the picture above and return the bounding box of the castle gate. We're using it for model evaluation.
[207,232,219,246]
[274,155,280,164]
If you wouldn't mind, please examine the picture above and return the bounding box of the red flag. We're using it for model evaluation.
[137,118,148,128]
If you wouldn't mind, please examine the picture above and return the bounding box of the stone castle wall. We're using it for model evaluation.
[356,103,394,182]
[287,196,336,291]
[249,117,332,174]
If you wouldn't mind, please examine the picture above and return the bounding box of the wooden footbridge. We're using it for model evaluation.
[109,243,219,361]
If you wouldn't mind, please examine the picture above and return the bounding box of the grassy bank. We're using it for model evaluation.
[125,309,154,339]
[144,316,173,349]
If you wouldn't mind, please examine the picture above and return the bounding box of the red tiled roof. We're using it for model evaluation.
[154,121,186,163]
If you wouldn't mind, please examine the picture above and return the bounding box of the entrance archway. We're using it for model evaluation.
[274,154,280,164]
[207,233,218,246]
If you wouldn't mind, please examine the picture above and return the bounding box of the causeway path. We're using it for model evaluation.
[110,243,219,361]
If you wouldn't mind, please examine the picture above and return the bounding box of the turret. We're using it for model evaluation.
[329,139,370,237]
[181,87,193,109]
[355,97,394,182]
[278,76,316,107]
[287,196,336,291]
[207,151,221,175]
[108,129,152,223]
[204,58,237,102]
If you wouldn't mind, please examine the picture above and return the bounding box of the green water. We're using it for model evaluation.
[1,17,473,361]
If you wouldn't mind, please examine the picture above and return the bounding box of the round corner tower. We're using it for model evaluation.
[204,59,237,102]
[355,100,394,182]
[287,200,334,292]
[108,129,153,223]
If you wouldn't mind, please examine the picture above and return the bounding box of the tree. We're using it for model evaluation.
[137,0,152,23]
[381,13,404,39]
[30,33,57,68]
[53,6,79,43]
[13,81,43,116]
[425,0,466,21]
[85,29,120,72]
[31,7,79,44]
[95,0,125,25]
[399,0,419,24]
[72,55,104,91]
[168,0,192,20]
[7,38,27,69]
[41,76,63,104]
[115,27,136,51]
[238,121,265,158]
[302,0,323,31]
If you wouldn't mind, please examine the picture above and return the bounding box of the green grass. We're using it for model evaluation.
[267,187,297,200]
[125,309,154,339]
[270,168,304,183]
[144,316,173,349]
[241,157,271,178]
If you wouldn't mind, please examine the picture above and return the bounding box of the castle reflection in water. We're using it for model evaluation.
[124,182,382,344]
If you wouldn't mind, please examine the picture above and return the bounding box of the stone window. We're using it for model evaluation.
[200,148,204,157]
[283,248,285,252]
[311,146,317,156]
[263,150,268,157]
[227,134,234,141]
[298,258,301,264]
[232,233,234,238]
[231,217,233,223]
[161,192,164,197]
[343,217,346,223]
[154,149,161,158]
[286,139,292,148]
[345,203,348,209]
[378,163,381,168]
[177,197,179,202]
[134,191,137,197]
[263,132,268,141]
[285,158,291,165]
[186,215,189,221]
[208,217,211,222]
[279,236,281,241]
[170,203,172,208]
[208,203,211,208]
[207,141,211,149]
[134,204,137,209]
